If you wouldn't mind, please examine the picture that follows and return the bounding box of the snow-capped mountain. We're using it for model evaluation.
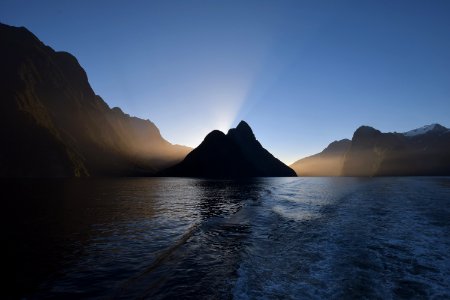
[403,124,449,137]
[291,123,450,176]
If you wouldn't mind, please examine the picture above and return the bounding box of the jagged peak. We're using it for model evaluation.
[111,106,124,114]
[0,22,29,34]
[236,120,252,131]
[353,125,381,138]
[0,22,44,47]
[55,51,81,65]
[227,120,256,140]
[204,130,226,141]
[329,138,351,145]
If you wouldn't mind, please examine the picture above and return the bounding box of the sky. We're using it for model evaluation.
[2,0,450,164]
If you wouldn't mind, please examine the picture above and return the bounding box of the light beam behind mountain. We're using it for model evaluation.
[161,121,296,178]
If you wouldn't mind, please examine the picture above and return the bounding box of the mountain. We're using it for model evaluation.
[341,126,406,176]
[290,139,351,176]
[0,23,191,177]
[291,124,450,176]
[343,124,450,176]
[403,123,448,137]
[160,121,296,178]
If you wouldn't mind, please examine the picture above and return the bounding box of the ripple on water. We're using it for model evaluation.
[232,177,450,299]
[4,177,450,299]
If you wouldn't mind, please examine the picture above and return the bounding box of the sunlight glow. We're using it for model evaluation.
[181,55,268,146]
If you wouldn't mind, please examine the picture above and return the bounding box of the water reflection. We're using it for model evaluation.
[3,178,169,297]
[118,178,266,299]
[2,178,266,299]
[3,177,450,299]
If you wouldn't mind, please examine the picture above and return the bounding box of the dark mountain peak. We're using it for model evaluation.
[433,124,448,131]
[434,123,447,129]
[0,22,26,31]
[0,22,38,41]
[236,120,252,132]
[354,125,380,134]
[353,126,381,139]
[204,130,227,142]
[227,120,256,141]
[161,122,296,178]
[426,124,449,136]
[54,51,79,64]
[426,123,448,134]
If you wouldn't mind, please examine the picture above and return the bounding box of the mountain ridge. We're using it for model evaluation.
[403,123,449,137]
[0,23,191,177]
[3,22,449,178]
[291,124,450,176]
[290,139,351,176]
[160,121,296,178]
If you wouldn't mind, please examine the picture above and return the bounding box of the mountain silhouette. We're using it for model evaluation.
[291,124,450,176]
[160,121,296,178]
[0,23,191,177]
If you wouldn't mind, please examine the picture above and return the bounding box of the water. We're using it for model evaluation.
[3,177,450,299]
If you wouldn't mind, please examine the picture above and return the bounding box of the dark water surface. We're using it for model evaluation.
[3,177,450,299]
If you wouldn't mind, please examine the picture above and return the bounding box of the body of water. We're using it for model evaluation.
[3,177,450,299]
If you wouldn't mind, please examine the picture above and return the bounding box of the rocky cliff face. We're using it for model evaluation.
[0,23,190,177]
[161,121,296,178]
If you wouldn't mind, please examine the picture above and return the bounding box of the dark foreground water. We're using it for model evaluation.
[3,177,450,299]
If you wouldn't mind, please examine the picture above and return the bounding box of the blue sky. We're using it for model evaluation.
[2,0,450,164]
